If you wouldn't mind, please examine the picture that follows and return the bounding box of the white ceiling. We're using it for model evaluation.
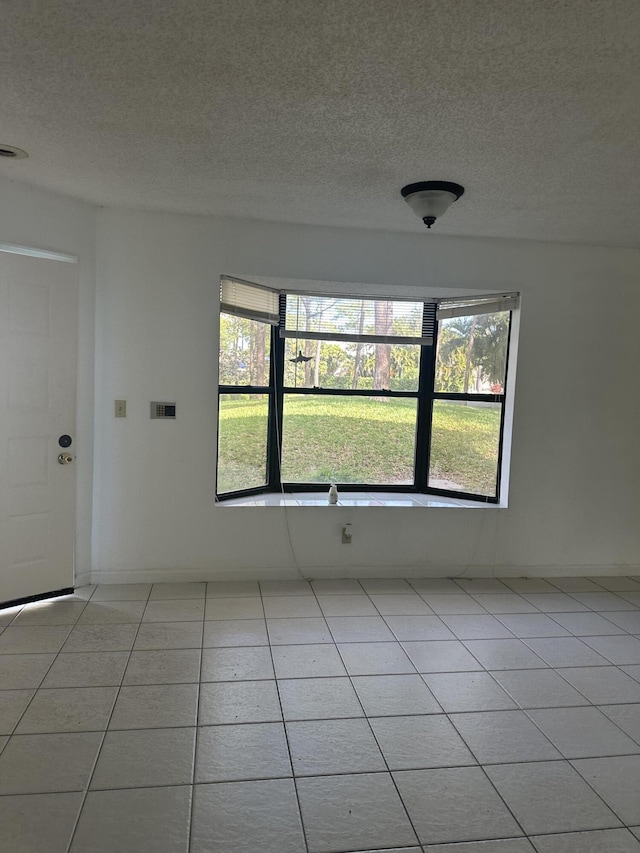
[1,0,639,247]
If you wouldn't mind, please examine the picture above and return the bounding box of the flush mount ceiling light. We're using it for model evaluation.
[0,144,28,159]
[400,181,465,228]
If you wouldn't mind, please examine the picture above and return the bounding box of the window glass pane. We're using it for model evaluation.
[281,395,417,484]
[286,295,424,338]
[428,400,501,497]
[284,338,420,391]
[219,312,270,386]
[217,394,269,493]
[435,311,510,393]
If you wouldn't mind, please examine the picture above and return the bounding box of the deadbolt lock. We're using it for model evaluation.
[57,452,74,465]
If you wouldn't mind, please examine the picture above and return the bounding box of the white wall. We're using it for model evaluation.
[92,208,640,581]
[0,177,96,580]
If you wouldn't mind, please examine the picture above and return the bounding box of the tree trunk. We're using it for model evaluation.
[463,315,478,394]
[374,301,393,396]
[313,339,321,387]
[351,303,366,389]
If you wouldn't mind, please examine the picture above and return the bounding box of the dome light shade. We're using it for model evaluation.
[401,181,465,228]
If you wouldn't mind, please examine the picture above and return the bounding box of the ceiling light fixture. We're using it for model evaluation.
[0,144,28,159]
[401,180,464,228]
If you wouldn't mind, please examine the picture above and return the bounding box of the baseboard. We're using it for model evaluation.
[88,563,640,584]
[74,570,92,588]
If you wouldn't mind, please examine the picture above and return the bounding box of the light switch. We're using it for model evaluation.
[115,400,127,418]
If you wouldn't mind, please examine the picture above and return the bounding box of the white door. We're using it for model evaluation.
[0,248,78,604]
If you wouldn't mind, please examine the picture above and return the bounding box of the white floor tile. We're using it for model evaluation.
[287,717,385,775]
[423,841,534,852]
[410,578,468,593]
[199,680,282,724]
[42,651,129,687]
[201,646,273,681]
[310,579,364,594]
[383,614,456,641]
[123,648,201,685]
[421,594,489,615]
[0,626,71,654]
[133,620,203,649]
[454,578,511,593]
[92,583,152,601]
[272,643,346,678]
[581,635,640,664]
[549,612,626,636]
[338,641,416,675]
[266,617,332,645]
[358,578,415,594]
[531,828,640,852]
[572,755,640,825]
[191,779,304,853]
[523,637,611,667]
[77,601,146,625]
[260,580,313,596]
[394,766,522,844]
[495,614,569,638]
[204,597,264,620]
[443,615,516,639]
[297,772,418,852]
[521,594,588,612]
[12,600,86,626]
[278,676,363,721]
[205,580,260,597]
[0,690,35,735]
[195,722,291,782]
[424,672,518,712]
[0,653,56,688]
[262,595,323,618]
[352,674,442,716]
[326,616,396,642]
[450,709,561,763]
[463,639,547,670]
[15,686,117,734]
[317,595,378,616]
[61,623,138,653]
[91,726,196,789]
[371,714,476,769]
[110,684,199,729]
[368,594,432,615]
[0,731,102,794]
[149,582,205,599]
[204,618,268,647]
[571,592,638,611]
[71,786,191,853]
[559,666,640,704]
[528,706,640,758]
[402,640,483,673]
[600,704,640,742]
[142,599,205,622]
[491,669,590,709]
[469,594,538,614]
[0,792,83,853]
[486,761,621,834]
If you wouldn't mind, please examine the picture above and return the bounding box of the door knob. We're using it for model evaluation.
[57,452,74,465]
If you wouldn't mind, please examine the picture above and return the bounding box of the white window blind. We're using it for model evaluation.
[220,276,280,325]
[282,294,433,345]
[436,292,519,320]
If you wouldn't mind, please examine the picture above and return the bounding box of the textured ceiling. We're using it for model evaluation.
[0,0,639,246]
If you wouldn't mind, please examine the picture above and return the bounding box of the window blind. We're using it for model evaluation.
[436,293,519,320]
[220,276,280,325]
[282,294,433,345]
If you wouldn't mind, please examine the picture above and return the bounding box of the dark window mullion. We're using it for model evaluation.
[415,303,437,492]
[267,321,285,490]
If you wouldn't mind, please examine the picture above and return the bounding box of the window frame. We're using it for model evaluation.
[217,293,513,504]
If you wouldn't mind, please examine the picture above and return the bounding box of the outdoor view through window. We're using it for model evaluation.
[217,286,513,502]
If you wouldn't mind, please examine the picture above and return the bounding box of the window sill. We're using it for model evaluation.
[217,491,505,508]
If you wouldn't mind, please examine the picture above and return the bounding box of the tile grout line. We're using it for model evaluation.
[63,583,153,853]
[259,585,311,853]
[313,579,425,849]
[186,609,205,853]
[3,594,93,738]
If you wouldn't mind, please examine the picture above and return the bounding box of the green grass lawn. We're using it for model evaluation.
[218,395,501,496]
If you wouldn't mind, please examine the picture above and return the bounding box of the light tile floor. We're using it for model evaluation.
[1,576,640,851]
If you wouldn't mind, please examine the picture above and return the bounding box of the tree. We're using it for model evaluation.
[373,301,393,392]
